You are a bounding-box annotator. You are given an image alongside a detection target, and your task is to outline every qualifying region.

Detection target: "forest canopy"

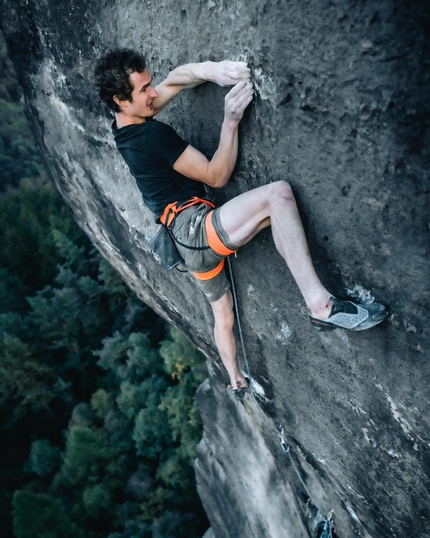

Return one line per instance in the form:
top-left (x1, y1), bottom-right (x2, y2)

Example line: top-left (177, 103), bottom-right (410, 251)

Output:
top-left (0, 31), bottom-right (208, 538)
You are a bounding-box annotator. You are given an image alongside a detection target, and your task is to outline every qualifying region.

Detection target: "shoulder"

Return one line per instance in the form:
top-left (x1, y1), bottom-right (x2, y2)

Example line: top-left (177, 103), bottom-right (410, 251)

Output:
top-left (147, 119), bottom-right (178, 135)
top-left (146, 120), bottom-right (186, 146)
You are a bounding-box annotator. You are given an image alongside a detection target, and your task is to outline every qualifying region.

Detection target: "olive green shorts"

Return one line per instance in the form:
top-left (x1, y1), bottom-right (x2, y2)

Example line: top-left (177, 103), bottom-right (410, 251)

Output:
top-left (171, 203), bottom-right (239, 302)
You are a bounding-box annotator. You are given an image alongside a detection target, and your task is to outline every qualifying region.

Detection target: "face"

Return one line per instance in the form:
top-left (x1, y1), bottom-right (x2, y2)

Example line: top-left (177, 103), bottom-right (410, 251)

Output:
top-left (117, 69), bottom-right (159, 122)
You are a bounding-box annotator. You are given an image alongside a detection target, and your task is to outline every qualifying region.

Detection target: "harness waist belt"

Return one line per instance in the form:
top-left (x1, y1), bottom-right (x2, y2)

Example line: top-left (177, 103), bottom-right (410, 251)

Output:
top-left (159, 196), bottom-right (215, 227)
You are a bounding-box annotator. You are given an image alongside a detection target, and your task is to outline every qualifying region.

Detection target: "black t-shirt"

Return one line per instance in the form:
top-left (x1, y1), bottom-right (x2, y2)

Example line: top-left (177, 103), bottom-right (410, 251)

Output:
top-left (112, 118), bottom-right (205, 220)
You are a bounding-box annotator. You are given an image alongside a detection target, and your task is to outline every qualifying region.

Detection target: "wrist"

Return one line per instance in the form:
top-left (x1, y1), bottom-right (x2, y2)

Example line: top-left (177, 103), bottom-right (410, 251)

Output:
top-left (203, 61), bottom-right (216, 83)
top-left (222, 117), bottom-right (240, 132)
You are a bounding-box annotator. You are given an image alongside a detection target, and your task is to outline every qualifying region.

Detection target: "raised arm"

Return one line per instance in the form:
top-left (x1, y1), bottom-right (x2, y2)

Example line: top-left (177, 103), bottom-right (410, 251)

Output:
top-left (153, 61), bottom-right (251, 114)
top-left (172, 81), bottom-right (254, 188)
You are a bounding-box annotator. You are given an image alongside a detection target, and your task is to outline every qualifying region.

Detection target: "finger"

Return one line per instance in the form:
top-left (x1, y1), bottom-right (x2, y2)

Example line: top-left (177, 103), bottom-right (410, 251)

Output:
top-left (221, 71), bottom-right (250, 86)
top-left (235, 94), bottom-right (253, 114)
top-left (226, 81), bottom-right (253, 99)
top-left (225, 81), bottom-right (248, 99)
top-left (232, 89), bottom-right (253, 108)
top-left (227, 86), bottom-right (253, 108)
top-left (224, 61), bottom-right (248, 69)
top-left (228, 63), bottom-right (250, 73)
top-left (230, 90), bottom-right (254, 113)
top-left (230, 73), bottom-right (251, 84)
top-left (228, 67), bottom-right (251, 82)
top-left (224, 62), bottom-right (250, 78)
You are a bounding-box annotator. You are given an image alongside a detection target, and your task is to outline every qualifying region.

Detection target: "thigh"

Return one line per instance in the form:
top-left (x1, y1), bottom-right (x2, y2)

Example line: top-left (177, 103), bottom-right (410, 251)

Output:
top-left (218, 184), bottom-right (272, 246)
top-left (195, 267), bottom-right (231, 303)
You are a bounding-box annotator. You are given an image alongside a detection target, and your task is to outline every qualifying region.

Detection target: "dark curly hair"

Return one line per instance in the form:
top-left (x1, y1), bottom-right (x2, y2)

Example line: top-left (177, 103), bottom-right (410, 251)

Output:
top-left (94, 49), bottom-right (147, 113)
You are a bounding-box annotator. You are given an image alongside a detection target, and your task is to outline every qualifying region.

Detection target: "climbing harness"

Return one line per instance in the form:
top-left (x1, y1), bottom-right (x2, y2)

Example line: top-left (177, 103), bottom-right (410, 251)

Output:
top-left (193, 258), bottom-right (226, 281)
top-left (149, 196), bottom-right (215, 272)
top-left (158, 197), bottom-right (236, 280)
top-left (228, 255), bottom-right (336, 536)
top-left (159, 196), bottom-right (215, 228)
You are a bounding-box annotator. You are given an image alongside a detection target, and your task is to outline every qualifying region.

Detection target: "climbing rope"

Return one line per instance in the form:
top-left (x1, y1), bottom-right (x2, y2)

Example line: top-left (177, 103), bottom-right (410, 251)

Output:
top-left (227, 256), bottom-right (253, 394)
top-left (278, 428), bottom-right (335, 537)
top-left (278, 425), bottom-right (314, 496)
top-left (227, 255), bottom-right (336, 537)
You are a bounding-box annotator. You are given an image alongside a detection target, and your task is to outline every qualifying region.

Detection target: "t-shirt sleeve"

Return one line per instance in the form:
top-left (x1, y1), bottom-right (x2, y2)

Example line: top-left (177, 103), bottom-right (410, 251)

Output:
top-left (149, 121), bottom-right (188, 168)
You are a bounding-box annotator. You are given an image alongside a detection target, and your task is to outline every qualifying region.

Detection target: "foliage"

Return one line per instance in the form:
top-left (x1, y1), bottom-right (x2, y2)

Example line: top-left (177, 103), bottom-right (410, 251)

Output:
top-left (26, 440), bottom-right (61, 478)
top-left (0, 176), bottom-right (208, 537)
top-left (0, 177), bottom-right (85, 291)
top-left (0, 33), bottom-right (208, 535)
top-left (12, 490), bottom-right (88, 538)
top-left (0, 32), bottom-right (44, 189)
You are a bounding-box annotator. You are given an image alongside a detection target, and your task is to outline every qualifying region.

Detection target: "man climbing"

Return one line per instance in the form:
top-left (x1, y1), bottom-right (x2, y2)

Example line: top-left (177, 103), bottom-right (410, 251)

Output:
top-left (94, 49), bottom-right (387, 398)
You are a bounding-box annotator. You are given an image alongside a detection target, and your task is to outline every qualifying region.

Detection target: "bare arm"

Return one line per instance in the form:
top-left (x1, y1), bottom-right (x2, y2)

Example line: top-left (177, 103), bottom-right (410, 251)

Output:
top-left (173, 81), bottom-right (254, 188)
top-left (153, 61), bottom-right (251, 114)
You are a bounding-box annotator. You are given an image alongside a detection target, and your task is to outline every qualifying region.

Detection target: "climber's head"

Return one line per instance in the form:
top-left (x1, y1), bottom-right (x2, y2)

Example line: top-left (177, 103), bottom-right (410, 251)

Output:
top-left (94, 48), bottom-right (147, 113)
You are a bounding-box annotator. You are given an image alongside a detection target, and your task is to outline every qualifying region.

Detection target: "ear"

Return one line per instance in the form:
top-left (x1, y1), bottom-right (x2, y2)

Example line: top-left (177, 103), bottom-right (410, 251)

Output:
top-left (113, 95), bottom-right (127, 109)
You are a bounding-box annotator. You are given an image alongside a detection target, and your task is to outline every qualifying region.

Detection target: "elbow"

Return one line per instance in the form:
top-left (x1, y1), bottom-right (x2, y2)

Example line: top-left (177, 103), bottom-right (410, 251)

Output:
top-left (211, 178), bottom-right (229, 188)
top-left (217, 177), bottom-right (230, 188)
top-left (206, 173), bottom-right (230, 188)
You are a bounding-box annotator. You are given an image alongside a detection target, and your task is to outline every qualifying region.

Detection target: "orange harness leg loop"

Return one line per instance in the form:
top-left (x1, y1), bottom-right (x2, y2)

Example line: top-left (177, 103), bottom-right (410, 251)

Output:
top-left (205, 210), bottom-right (238, 256)
top-left (192, 258), bottom-right (225, 281)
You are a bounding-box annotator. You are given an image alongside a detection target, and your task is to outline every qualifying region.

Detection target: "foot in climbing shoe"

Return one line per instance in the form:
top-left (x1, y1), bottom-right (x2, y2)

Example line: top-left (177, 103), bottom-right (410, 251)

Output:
top-left (309, 297), bottom-right (388, 331)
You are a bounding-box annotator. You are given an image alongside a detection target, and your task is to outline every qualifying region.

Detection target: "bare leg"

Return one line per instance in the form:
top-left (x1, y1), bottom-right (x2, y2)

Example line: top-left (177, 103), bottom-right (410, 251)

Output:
top-left (210, 290), bottom-right (248, 389)
top-left (219, 181), bottom-right (332, 319)
top-left (208, 181), bottom-right (385, 380)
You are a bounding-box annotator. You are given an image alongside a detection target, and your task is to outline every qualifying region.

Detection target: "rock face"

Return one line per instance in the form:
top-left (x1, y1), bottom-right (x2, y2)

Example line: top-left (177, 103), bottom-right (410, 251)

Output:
top-left (1, 1), bottom-right (429, 536)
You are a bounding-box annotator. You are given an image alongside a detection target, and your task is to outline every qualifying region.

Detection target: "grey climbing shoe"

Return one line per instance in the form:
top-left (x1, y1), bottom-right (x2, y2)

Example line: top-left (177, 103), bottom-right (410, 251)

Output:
top-left (309, 297), bottom-right (388, 331)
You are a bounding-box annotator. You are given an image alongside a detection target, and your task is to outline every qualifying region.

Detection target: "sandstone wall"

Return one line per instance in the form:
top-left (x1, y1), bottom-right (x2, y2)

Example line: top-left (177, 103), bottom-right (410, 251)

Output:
top-left (1, 0), bottom-right (429, 536)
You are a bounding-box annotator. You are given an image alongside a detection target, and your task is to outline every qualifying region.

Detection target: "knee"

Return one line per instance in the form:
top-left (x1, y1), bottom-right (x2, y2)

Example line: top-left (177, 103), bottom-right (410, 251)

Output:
top-left (268, 180), bottom-right (295, 203)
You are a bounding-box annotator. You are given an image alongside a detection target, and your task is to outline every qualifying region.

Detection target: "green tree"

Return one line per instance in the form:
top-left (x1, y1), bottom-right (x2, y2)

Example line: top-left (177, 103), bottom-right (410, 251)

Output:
top-left (0, 38), bottom-right (209, 533)
top-left (26, 439), bottom-right (61, 478)
top-left (12, 491), bottom-right (87, 538)
top-left (62, 424), bottom-right (120, 486)
top-left (0, 32), bottom-right (43, 189)
top-left (0, 331), bottom-right (56, 420)
top-left (159, 329), bottom-right (207, 464)
top-left (0, 178), bottom-right (86, 291)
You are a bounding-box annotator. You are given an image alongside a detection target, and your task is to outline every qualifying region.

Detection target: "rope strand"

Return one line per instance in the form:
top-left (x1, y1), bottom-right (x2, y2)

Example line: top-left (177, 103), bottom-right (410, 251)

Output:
top-left (227, 256), bottom-right (253, 392)
top-left (227, 255), bottom-right (334, 535)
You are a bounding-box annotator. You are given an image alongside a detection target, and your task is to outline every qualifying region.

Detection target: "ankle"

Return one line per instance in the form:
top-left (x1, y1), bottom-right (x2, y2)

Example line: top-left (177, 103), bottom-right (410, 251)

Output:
top-left (309, 296), bottom-right (333, 319)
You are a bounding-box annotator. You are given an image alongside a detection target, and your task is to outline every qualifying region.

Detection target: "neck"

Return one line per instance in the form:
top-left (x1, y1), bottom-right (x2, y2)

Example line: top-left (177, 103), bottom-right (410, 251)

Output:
top-left (115, 112), bottom-right (146, 129)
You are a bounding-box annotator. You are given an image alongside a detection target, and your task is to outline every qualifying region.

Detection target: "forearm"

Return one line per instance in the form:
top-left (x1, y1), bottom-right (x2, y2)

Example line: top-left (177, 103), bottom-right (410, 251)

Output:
top-left (155, 61), bottom-right (250, 114)
top-left (163, 62), bottom-right (214, 90)
top-left (206, 120), bottom-right (239, 187)
top-left (172, 80), bottom-right (253, 186)
top-left (206, 80), bottom-right (253, 187)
